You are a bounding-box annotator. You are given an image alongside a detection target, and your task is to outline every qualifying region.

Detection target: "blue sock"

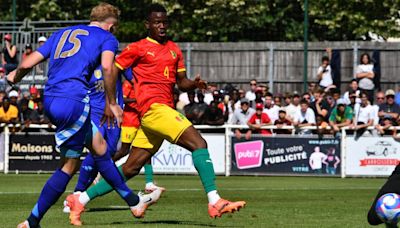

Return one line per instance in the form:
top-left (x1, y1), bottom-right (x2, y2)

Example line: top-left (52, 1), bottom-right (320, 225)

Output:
top-left (74, 153), bottom-right (98, 192)
top-left (93, 153), bottom-right (139, 207)
top-left (27, 169), bottom-right (71, 227)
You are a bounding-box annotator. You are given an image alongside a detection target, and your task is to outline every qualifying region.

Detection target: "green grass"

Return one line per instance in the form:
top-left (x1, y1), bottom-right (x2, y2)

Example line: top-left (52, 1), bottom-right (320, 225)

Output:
top-left (0, 174), bottom-right (387, 227)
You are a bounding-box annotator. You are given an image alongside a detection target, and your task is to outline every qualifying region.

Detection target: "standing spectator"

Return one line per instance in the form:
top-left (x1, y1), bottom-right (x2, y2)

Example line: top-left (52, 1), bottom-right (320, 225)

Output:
top-left (285, 93), bottom-right (300, 121)
top-left (227, 89), bottom-right (241, 123)
top-left (372, 91), bottom-right (387, 126)
top-left (329, 98), bottom-right (353, 136)
top-left (356, 53), bottom-right (375, 103)
top-left (263, 92), bottom-right (279, 123)
top-left (204, 83), bottom-right (217, 105)
top-left (283, 93), bottom-right (292, 107)
top-left (184, 90), bottom-right (198, 123)
top-left (250, 87), bottom-right (264, 109)
top-left (324, 148), bottom-right (340, 175)
top-left (325, 95), bottom-right (337, 120)
top-left (308, 82), bottom-right (317, 95)
top-left (245, 79), bottom-right (257, 101)
top-left (376, 89), bottom-right (400, 135)
top-left (28, 86), bottom-right (40, 110)
top-left (316, 56), bottom-right (333, 89)
top-left (8, 90), bottom-right (19, 107)
top-left (246, 103), bottom-right (272, 138)
top-left (22, 44), bottom-right (33, 61)
top-left (0, 67), bottom-right (7, 91)
top-left (273, 95), bottom-right (282, 107)
top-left (238, 89), bottom-right (245, 100)
top-left (38, 36), bottom-right (47, 46)
top-left (2, 34), bottom-right (18, 74)
top-left (302, 92), bottom-right (312, 104)
top-left (174, 89), bottom-right (185, 114)
top-left (309, 146), bottom-right (327, 174)
top-left (343, 79), bottom-right (360, 105)
top-left (310, 89), bottom-right (329, 121)
top-left (259, 84), bottom-right (268, 97)
top-left (316, 114), bottom-right (329, 135)
top-left (230, 98), bottom-right (255, 139)
top-left (0, 97), bottom-right (18, 124)
top-left (294, 99), bottom-right (316, 135)
top-left (203, 101), bottom-right (224, 125)
top-left (274, 109), bottom-right (292, 134)
top-left (19, 99), bottom-right (37, 126)
top-left (351, 92), bottom-right (375, 138)
top-left (35, 100), bottom-right (50, 125)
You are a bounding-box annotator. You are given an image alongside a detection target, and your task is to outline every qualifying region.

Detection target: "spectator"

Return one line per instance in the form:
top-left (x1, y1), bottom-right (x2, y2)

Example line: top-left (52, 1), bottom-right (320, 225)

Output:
top-left (343, 79), bottom-right (360, 105)
top-left (38, 36), bottom-right (47, 46)
top-left (184, 90), bottom-right (198, 123)
top-left (0, 91), bottom-right (6, 104)
top-left (372, 91), bottom-right (386, 126)
top-left (0, 97), bottom-right (18, 124)
top-left (35, 100), bottom-right (50, 124)
top-left (250, 87), bottom-right (264, 109)
top-left (376, 89), bottom-right (400, 135)
top-left (285, 93), bottom-right (300, 121)
top-left (329, 98), bottom-right (353, 136)
top-left (259, 84), bottom-right (268, 97)
top-left (2, 34), bottom-right (18, 74)
top-left (263, 92), bottom-right (279, 123)
top-left (8, 90), bottom-right (19, 107)
top-left (310, 89), bottom-right (329, 121)
top-left (302, 92), bottom-right (312, 104)
top-left (0, 67), bottom-right (6, 91)
top-left (356, 53), bottom-right (375, 103)
top-left (19, 99), bottom-right (37, 126)
top-left (246, 103), bottom-right (272, 138)
top-left (28, 86), bottom-right (40, 110)
top-left (294, 99), bottom-right (316, 135)
top-left (204, 83), bottom-right (217, 105)
top-left (238, 89), bottom-right (245, 99)
top-left (231, 98), bottom-right (255, 139)
top-left (22, 44), bottom-right (33, 61)
top-left (396, 85), bottom-right (400, 106)
top-left (273, 95), bottom-right (282, 107)
top-left (283, 93), bottom-right (292, 107)
top-left (227, 89), bottom-right (241, 122)
top-left (331, 89), bottom-right (341, 102)
top-left (274, 109), bottom-right (292, 134)
top-left (348, 92), bottom-right (360, 112)
top-left (316, 56), bottom-right (333, 89)
top-left (203, 101), bottom-right (224, 125)
top-left (351, 92), bottom-right (375, 138)
top-left (325, 95), bottom-right (336, 120)
top-left (308, 82), bottom-right (317, 96)
top-left (245, 79), bottom-right (257, 101)
top-left (316, 114), bottom-right (329, 135)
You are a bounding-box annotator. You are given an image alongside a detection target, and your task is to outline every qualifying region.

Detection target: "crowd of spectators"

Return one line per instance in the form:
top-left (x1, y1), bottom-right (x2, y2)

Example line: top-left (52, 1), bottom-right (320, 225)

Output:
top-left (176, 76), bottom-right (400, 138)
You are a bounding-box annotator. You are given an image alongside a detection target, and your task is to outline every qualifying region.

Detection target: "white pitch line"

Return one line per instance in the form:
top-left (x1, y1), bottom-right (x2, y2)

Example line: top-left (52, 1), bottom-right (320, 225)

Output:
top-left (0, 186), bottom-right (379, 194)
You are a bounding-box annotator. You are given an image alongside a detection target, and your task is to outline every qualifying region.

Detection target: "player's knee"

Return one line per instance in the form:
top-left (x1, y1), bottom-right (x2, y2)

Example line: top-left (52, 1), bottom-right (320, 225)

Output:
top-left (61, 158), bottom-right (80, 175)
top-left (92, 136), bottom-right (107, 156)
top-left (122, 164), bottom-right (140, 178)
top-left (192, 137), bottom-right (207, 151)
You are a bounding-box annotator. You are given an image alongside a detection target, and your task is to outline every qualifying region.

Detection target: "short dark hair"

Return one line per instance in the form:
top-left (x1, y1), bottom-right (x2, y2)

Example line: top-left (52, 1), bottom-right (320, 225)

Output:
top-left (300, 99), bottom-right (309, 105)
top-left (351, 79), bottom-right (358, 83)
top-left (265, 92), bottom-right (273, 98)
top-left (322, 56), bottom-right (329, 62)
top-left (146, 3), bottom-right (167, 20)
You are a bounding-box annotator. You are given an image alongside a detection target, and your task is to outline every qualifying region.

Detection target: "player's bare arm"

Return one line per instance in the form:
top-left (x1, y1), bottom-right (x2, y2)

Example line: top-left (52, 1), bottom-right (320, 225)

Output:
top-left (103, 54), bottom-right (123, 126)
top-left (7, 51), bottom-right (44, 84)
top-left (176, 72), bottom-right (207, 92)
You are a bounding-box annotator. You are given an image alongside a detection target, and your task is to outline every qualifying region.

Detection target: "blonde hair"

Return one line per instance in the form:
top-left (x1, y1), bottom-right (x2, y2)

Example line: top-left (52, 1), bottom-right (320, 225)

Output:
top-left (90, 3), bottom-right (120, 22)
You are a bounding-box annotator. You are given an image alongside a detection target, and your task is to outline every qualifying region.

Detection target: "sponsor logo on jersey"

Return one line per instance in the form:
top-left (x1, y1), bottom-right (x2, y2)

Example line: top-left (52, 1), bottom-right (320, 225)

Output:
top-left (147, 51), bottom-right (155, 57)
top-left (94, 69), bottom-right (102, 79)
top-left (170, 50), bottom-right (177, 59)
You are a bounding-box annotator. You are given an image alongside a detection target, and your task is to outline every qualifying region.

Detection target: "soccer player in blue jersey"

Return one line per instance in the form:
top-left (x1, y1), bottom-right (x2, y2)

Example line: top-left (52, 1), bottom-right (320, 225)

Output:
top-left (8, 3), bottom-right (161, 228)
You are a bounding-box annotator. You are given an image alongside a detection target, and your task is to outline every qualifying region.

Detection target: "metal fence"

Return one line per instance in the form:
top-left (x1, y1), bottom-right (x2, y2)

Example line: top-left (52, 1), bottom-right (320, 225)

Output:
top-left (1, 20), bottom-right (400, 93)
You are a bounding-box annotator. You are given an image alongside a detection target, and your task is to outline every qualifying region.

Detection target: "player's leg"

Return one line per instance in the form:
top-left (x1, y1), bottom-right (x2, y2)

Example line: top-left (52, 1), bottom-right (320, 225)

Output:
top-left (367, 165), bottom-right (400, 226)
top-left (140, 103), bottom-right (245, 218)
top-left (18, 97), bottom-right (88, 228)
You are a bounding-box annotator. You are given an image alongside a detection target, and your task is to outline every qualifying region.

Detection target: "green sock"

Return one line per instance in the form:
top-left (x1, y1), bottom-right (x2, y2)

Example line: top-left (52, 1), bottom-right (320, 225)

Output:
top-left (144, 164), bottom-right (154, 184)
top-left (87, 165), bottom-right (127, 200)
top-left (192, 148), bottom-right (217, 193)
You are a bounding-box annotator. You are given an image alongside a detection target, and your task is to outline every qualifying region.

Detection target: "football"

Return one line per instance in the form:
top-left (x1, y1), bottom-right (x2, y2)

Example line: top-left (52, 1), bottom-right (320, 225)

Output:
top-left (376, 193), bottom-right (400, 224)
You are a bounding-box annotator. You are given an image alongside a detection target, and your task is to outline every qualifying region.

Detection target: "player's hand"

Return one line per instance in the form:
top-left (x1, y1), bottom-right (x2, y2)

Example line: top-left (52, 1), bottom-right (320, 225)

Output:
top-left (109, 103), bottom-right (123, 128)
top-left (194, 74), bottom-right (207, 90)
top-left (101, 103), bottom-right (116, 129)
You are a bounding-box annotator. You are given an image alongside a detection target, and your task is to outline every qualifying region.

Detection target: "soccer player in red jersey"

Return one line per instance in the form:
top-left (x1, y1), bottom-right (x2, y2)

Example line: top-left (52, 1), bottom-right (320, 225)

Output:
top-left (70, 4), bottom-right (246, 221)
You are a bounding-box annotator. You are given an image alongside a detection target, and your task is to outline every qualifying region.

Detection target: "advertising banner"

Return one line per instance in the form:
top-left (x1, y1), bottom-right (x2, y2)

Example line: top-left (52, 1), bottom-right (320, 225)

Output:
top-left (151, 134), bottom-right (225, 174)
top-left (345, 136), bottom-right (400, 176)
top-left (231, 136), bottom-right (341, 176)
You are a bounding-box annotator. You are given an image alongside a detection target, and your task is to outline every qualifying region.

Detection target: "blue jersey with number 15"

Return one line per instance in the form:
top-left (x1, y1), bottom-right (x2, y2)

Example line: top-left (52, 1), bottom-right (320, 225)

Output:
top-left (37, 25), bottom-right (118, 101)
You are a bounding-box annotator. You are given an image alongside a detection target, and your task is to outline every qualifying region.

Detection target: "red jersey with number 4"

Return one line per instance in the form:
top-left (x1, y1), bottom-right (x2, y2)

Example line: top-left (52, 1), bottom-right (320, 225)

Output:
top-left (115, 37), bottom-right (186, 116)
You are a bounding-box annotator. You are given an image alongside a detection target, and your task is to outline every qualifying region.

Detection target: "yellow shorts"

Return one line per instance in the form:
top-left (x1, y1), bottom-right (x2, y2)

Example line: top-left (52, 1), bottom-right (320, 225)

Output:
top-left (120, 126), bottom-right (139, 144)
top-left (132, 103), bottom-right (192, 153)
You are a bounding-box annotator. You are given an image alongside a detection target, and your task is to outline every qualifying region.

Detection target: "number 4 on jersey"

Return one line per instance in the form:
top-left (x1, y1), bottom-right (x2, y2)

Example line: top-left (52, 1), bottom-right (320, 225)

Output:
top-left (164, 66), bottom-right (169, 79)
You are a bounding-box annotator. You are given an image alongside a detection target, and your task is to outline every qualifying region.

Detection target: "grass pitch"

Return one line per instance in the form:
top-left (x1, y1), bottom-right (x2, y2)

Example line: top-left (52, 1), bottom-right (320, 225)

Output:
top-left (0, 174), bottom-right (386, 227)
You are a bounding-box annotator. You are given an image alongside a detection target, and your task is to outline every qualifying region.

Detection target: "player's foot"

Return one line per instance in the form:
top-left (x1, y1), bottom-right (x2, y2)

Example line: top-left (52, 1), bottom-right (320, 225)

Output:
top-left (131, 188), bottom-right (163, 218)
top-left (17, 221), bottom-right (40, 228)
top-left (208, 198), bottom-right (246, 218)
top-left (67, 193), bottom-right (85, 226)
top-left (145, 183), bottom-right (166, 193)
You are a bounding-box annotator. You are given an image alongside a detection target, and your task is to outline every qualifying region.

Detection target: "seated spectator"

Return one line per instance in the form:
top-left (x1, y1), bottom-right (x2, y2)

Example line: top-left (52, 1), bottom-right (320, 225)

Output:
top-left (238, 89), bottom-right (246, 100)
top-left (8, 90), bottom-right (19, 107)
top-left (316, 55), bottom-right (333, 89)
top-left (250, 87), bottom-right (264, 109)
top-left (372, 91), bottom-right (385, 126)
top-left (302, 92), bottom-right (312, 104)
top-left (203, 101), bottom-right (224, 126)
top-left (351, 92), bottom-right (375, 138)
top-left (246, 103), bottom-right (272, 139)
top-left (230, 98), bottom-right (255, 139)
top-left (325, 95), bottom-right (337, 120)
top-left (0, 67), bottom-right (6, 91)
top-left (356, 53), bottom-right (375, 103)
top-left (283, 93), bottom-right (292, 107)
top-left (376, 89), bottom-right (400, 135)
top-left (308, 82), bottom-right (317, 96)
top-left (293, 99), bottom-right (316, 135)
top-left (329, 98), bottom-right (353, 136)
top-left (2, 34), bottom-right (18, 74)
top-left (263, 92), bottom-right (279, 123)
top-left (285, 93), bottom-right (300, 121)
top-left (274, 109), bottom-right (292, 134)
top-left (273, 95), bottom-right (282, 107)
top-left (245, 79), bottom-right (257, 101)
top-left (204, 83), bottom-right (217, 105)
top-left (343, 79), bottom-right (360, 105)
top-left (331, 89), bottom-right (341, 102)
top-left (22, 44), bottom-right (33, 61)
top-left (310, 89), bottom-right (329, 121)
top-left (259, 84), bottom-right (268, 97)
top-left (0, 97), bottom-right (19, 124)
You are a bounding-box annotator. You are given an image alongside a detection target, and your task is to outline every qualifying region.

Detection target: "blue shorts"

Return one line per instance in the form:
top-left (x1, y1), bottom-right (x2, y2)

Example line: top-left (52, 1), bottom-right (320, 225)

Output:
top-left (44, 96), bottom-right (91, 158)
top-left (90, 110), bottom-right (121, 157)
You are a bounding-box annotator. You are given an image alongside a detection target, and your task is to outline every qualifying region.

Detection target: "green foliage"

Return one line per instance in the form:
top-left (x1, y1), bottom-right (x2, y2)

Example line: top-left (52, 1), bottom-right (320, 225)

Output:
top-left (1, 0), bottom-right (400, 41)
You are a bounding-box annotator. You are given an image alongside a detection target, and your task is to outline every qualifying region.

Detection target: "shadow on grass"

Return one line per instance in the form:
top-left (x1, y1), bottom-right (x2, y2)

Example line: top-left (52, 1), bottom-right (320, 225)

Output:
top-left (112, 220), bottom-right (243, 227)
